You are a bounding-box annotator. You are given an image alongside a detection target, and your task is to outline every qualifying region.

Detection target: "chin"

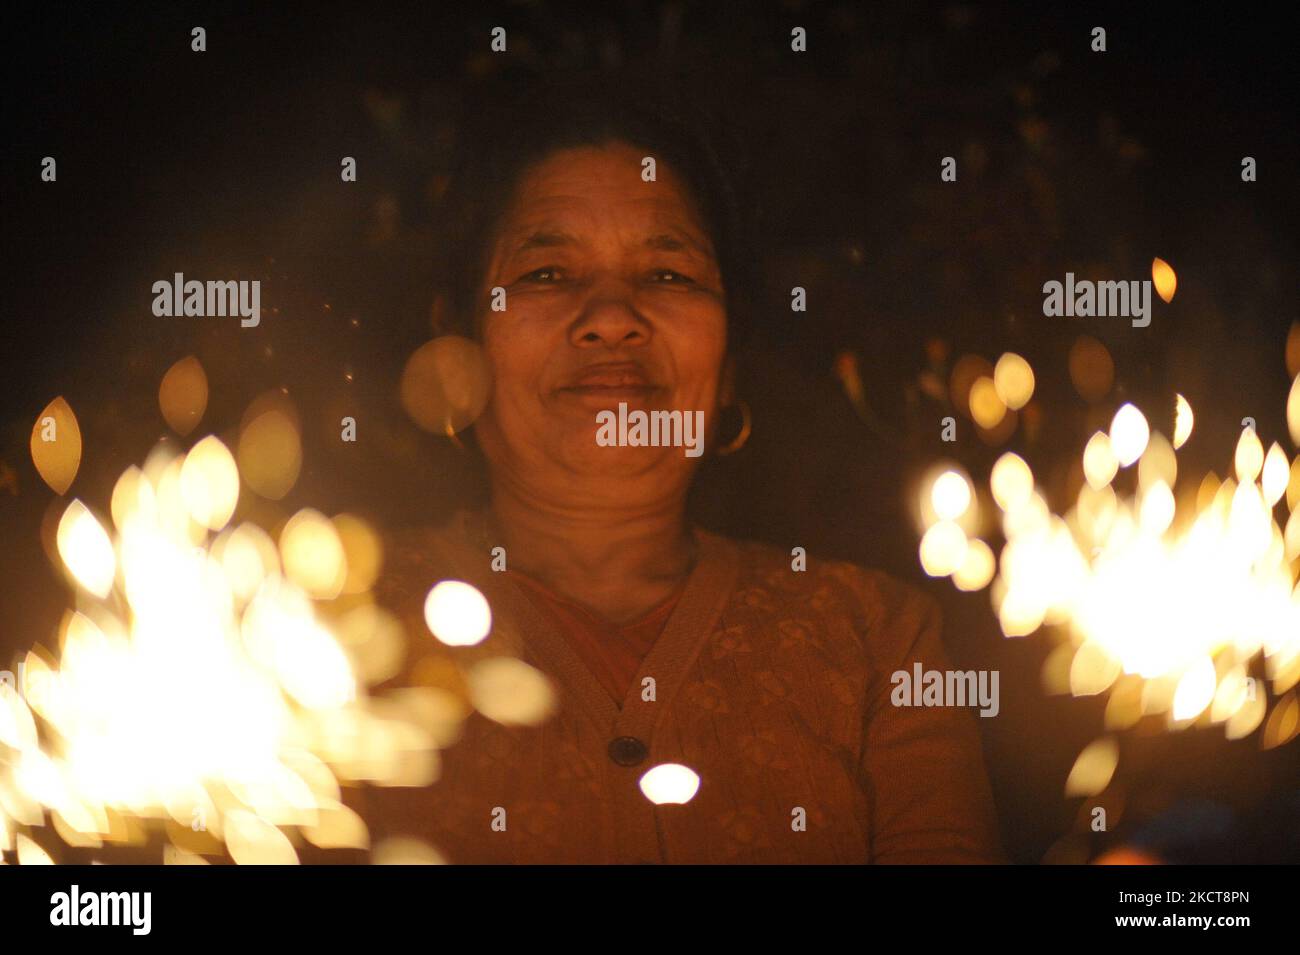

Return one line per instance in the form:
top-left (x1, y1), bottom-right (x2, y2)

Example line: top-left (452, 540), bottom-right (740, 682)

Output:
top-left (559, 437), bottom-right (686, 477)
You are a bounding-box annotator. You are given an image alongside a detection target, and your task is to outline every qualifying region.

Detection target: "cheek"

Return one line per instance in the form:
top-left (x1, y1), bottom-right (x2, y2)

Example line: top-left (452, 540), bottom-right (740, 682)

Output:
top-left (484, 313), bottom-right (540, 381)
top-left (663, 304), bottom-right (728, 394)
top-left (481, 314), bottom-right (557, 430)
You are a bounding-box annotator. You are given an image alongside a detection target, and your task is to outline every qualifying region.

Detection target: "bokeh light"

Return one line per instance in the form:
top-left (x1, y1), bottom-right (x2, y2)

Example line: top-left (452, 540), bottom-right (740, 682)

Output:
top-left (423, 580), bottom-right (492, 647)
top-left (1151, 257), bottom-right (1177, 303)
top-left (638, 763), bottom-right (701, 805)
top-left (1108, 404), bottom-right (1150, 468)
top-left (993, 352), bottom-right (1035, 410)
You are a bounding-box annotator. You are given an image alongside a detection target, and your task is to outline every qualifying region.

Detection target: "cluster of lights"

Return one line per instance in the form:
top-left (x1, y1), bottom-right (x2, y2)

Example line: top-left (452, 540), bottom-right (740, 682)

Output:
top-left (918, 344), bottom-right (1300, 792)
top-left (3, 355), bottom-right (701, 865)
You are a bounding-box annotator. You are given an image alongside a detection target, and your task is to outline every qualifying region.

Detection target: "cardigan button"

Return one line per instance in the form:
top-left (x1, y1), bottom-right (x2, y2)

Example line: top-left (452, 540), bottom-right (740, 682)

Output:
top-left (607, 736), bottom-right (649, 767)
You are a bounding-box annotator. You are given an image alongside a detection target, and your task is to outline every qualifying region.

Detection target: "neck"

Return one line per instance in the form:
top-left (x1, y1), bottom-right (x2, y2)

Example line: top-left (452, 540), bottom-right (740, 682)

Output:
top-left (484, 476), bottom-right (697, 600)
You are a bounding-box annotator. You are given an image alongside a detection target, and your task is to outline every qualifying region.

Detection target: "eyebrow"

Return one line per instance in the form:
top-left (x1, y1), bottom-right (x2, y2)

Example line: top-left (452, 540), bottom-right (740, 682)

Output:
top-left (512, 230), bottom-right (577, 254)
top-left (645, 233), bottom-right (694, 253)
top-left (508, 228), bottom-right (713, 258)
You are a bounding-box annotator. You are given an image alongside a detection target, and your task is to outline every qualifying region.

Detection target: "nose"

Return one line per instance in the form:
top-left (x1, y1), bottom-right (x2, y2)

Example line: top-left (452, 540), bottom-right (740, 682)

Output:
top-left (569, 274), bottom-right (650, 349)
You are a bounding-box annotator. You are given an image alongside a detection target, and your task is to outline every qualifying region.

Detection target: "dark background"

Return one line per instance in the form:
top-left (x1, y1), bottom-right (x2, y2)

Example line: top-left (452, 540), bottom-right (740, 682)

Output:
top-left (3, 1), bottom-right (1298, 862)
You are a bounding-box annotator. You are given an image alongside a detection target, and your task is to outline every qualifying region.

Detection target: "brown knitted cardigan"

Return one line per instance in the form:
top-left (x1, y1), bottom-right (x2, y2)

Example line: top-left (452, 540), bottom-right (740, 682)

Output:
top-left (353, 510), bottom-right (1004, 864)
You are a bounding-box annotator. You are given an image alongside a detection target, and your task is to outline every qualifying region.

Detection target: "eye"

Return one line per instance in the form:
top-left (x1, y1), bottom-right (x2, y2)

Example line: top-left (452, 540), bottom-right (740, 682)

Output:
top-left (520, 266), bottom-right (564, 283)
top-left (650, 269), bottom-right (696, 285)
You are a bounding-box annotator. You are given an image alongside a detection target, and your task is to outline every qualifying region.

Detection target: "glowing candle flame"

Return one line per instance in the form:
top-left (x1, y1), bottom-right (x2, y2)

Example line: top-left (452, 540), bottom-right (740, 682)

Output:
top-left (991, 453), bottom-right (1034, 511)
top-left (30, 397), bottom-right (82, 496)
top-left (993, 352), bottom-right (1035, 410)
top-left (56, 500), bottom-right (116, 598)
top-left (2, 416), bottom-right (542, 865)
top-left (1234, 427), bottom-right (1264, 484)
top-left (1109, 404), bottom-right (1150, 468)
top-left (1262, 443), bottom-right (1289, 506)
top-left (953, 539), bottom-right (996, 592)
top-left (179, 436), bottom-right (240, 532)
top-left (1083, 432), bottom-right (1119, 489)
top-left (1173, 393), bottom-right (1194, 449)
top-left (969, 376), bottom-right (1007, 429)
top-left (279, 509), bottom-right (348, 600)
top-left (1151, 257), bottom-right (1177, 303)
top-left (919, 521), bottom-right (968, 577)
top-left (931, 470), bottom-right (973, 521)
top-left (1288, 374), bottom-right (1300, 447)
top-left (917, 344), bottom-right (1300, 768)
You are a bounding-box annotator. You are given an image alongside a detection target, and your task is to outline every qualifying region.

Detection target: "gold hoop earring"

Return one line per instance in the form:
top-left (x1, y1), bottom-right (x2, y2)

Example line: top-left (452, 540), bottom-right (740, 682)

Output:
top-left (445, 418), bottom-right (467, 451)
top-left (715, 400), bottom-right (752, 456)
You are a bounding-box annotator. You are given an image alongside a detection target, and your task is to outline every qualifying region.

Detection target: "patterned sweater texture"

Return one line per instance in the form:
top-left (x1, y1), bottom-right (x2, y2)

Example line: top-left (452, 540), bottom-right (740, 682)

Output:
top-left (354, 510), bottom-right (1004, 864)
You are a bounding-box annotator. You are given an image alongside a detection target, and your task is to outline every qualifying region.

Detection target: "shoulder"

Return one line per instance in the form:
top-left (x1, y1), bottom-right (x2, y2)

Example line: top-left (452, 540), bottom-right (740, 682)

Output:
top-left (373, 516), bottom-right (471, 606)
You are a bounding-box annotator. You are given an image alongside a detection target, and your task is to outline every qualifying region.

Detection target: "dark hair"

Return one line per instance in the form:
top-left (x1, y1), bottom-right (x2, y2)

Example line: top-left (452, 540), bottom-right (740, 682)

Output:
top-left (432, 70), bottom-right (756, 352)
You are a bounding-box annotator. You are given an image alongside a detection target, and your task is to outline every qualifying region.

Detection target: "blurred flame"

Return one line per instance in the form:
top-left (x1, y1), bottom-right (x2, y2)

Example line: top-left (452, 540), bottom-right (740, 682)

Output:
top-left (5, 389), bottom-right (552, 863)
top-left (1151, 257), bottom-right (1177, 303)
top-left (56, 500), bottom-right (116, 598)
top-left (991, 453), bottom-right (1034, 511)
top-left (466, 658), bottom-right (556, 726)
top-left (225, 809), bottom-right (299, 865)
top-left (1288, 374), bottom-right (1300, 447)
top-left (1173, 394), bottom-right (1194, 449)
top-left (1261, 443), bottom-right (1288, 506)
top-left (279, 509), bottom-right (348, 600)
top-left (994, 352), bottom-right (1035, 410)
top-left (158, 356), bottom-right (208, 437)
top-left (301, 801), bottom-right (371, 851)
top-left (1171, 656), bottom-right (1216, 721)
top-left (1065, 738), bottom-right (1118, 797)
top-left (919, 521), bottom-right (968, 577)
top-left (372, 836), bottom-right (446, 864)
top-left (969, 377), bottom-right (1006, 429)
top-left (30, 397), bottom-right (81, 495)
top-left (237, 396), bottom-right (302, 501)
top-left (953, 538), bottom-right (996, 592)
top-left (1083, 432), bottom-right (1118, 490)
top-left (950, 355), bottom-right (993, 419)
top-left (1234, 427), bottom-right (1264, 484)
top-left (931, 470), bottom-right (972, 521)
top-left (1109, 404), bottom-right (1150, 468)
top-left (334, 514), bottom-right (383, 594)
top-left (16, 833), bottom-right (54, 865)
top-left (179, 436), bottom-right (240, 532)
top-left (918, 354), bottom-right (1300, 766)
top-left (1261, 693), bottom-right (1299, 749)
top-left (1138, 432), bottom-right (1177, 492)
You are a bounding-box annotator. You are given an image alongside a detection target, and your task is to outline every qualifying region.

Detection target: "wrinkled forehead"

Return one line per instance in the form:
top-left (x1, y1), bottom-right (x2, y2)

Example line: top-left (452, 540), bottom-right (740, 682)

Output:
top-left (490, 143), bottom-right (717, 258)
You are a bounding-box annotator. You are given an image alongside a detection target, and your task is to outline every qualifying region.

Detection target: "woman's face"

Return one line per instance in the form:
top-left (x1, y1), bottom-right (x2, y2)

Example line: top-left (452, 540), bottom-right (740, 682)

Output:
top-left (473, 141), bottom-right (729, 496)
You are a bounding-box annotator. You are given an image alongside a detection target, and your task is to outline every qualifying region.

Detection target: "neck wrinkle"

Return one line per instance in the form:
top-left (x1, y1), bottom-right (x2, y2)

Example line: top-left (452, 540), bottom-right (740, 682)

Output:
top-left (484, 478), bottom-right (697, 587)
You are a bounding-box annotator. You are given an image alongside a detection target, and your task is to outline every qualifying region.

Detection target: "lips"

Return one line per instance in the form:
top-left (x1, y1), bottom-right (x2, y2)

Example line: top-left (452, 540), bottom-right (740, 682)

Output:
top-left (557, 362), bottom-right (659, 394)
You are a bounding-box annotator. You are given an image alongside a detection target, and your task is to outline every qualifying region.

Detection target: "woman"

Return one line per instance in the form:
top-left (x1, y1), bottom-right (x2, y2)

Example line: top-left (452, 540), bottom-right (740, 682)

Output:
top-left (363, 77), bottom-right (1003, 864)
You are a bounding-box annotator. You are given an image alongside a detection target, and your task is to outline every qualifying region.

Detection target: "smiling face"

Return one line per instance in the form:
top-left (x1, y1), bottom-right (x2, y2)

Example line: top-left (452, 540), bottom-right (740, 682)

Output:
top-left (473, 141), bottom-right (730, 501)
